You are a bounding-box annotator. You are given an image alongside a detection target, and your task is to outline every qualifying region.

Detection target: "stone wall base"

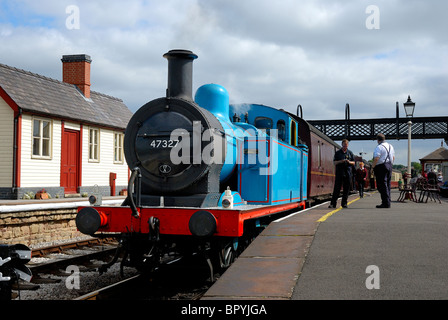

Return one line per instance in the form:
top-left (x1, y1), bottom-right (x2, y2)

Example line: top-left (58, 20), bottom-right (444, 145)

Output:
top-left (0, 208), bottom-right (84, 248)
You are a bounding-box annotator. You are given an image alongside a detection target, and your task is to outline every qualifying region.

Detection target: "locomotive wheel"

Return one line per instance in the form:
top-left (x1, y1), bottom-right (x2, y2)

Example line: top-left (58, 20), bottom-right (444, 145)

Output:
top-left (215, 239), bottom-right (238, 269)
top-left (219, 245), bottom-right (236, 269)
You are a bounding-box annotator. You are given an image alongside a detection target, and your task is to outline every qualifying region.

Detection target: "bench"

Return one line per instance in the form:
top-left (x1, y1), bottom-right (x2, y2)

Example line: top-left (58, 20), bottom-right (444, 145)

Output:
top-left (397, 179), bottom-right (418, 202)
top-left (418, 178), bottom-right (441, 204)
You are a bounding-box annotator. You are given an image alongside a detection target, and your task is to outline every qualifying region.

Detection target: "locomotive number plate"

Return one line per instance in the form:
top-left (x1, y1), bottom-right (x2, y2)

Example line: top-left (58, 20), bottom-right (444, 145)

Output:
top-left (149, 139), bottom-right (179, 148)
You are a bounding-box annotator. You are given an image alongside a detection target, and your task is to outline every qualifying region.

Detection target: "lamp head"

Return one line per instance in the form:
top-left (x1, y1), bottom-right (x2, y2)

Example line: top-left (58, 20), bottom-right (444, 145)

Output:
top-left (403, 95), bottom-right (415, 118)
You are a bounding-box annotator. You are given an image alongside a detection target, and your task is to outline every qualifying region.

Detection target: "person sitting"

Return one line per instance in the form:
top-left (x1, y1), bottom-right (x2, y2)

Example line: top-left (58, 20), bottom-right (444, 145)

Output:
top-left (427, 169), bottom-right (437, 185)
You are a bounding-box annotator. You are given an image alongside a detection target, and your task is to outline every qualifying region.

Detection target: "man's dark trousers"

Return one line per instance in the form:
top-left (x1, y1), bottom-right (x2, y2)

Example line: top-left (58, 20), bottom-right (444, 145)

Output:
top-left (374, 162), bottom-right (392, 207)
top-left (331, 174), bottom-right (351, 207)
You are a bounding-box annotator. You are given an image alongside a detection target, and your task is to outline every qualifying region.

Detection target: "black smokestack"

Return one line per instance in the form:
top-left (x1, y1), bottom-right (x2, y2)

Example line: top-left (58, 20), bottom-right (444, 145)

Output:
top-left (163, 49), bottom-right (198, 101)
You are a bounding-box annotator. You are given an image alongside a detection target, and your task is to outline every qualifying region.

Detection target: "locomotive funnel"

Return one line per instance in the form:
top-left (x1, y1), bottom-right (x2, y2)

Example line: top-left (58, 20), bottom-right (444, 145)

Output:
top-left (163, 49), bottom-right (198, 101)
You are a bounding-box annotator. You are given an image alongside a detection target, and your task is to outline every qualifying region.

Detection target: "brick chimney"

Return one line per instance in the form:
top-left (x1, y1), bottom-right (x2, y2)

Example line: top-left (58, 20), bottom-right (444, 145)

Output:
top-left (61, 54), bottom-right (92, 98)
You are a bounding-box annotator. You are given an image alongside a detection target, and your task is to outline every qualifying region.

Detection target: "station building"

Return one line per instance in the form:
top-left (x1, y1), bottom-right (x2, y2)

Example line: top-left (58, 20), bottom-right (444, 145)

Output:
top-left (419, 144), bottom-right (448, 181)
top-left (0, 54), bottom-right (133, 199)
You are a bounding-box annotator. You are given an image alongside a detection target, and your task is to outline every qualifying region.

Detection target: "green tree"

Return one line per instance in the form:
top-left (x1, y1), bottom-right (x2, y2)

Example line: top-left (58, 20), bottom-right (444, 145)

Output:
top-left (412, 162), bottom-right (422, 173)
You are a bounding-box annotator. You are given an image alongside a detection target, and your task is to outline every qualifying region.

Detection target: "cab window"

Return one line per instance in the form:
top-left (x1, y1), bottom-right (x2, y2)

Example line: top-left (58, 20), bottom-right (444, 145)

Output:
top-left (277, 120), bottom-right (286, 141)
top-left (254, 117), bottom-right (273, 135)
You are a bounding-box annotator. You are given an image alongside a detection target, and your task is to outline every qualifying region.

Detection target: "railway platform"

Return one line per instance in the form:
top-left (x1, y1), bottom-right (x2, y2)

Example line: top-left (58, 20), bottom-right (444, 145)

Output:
top-left (0, 196), bottom-right (125, 210)
top-left (0, 196), bottom-right (126, 247)
top-left (203, 189), bottom-right (448, 300)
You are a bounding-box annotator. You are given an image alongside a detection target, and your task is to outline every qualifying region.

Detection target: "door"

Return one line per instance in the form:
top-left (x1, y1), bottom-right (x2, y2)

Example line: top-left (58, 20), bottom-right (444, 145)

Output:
top-left (61, 129), bottom-right (80, 193)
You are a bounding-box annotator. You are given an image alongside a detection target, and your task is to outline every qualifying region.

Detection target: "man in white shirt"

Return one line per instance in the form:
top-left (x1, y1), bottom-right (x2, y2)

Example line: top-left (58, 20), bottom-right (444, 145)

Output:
top-left (372, 133), bottom-right (395, 208)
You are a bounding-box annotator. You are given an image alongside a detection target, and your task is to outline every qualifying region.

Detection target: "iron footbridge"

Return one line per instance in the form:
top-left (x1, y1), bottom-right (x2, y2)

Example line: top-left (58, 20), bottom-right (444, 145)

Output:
top-left (302, 103), bottom-right (448, 142)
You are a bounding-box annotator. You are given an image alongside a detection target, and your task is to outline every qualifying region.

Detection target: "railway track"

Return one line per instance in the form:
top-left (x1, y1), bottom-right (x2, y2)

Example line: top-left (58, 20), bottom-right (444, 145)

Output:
top-left (76, 254), bottom-right (218, 300)
top-left (12, 237), bottom-right (139, 300)
top-left (14, 238), bottom-right (215, 300)
top-left (31, 237), bottom-right (117, 258)
top-left (76, 274), bottom-right (141, 300)
top-left (27, 238), bottom-right (119, 277)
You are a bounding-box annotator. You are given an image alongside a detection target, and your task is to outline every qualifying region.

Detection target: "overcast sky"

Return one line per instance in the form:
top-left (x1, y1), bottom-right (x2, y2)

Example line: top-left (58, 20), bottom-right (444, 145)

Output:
top-left (1, 0), bottom-right (447, 167)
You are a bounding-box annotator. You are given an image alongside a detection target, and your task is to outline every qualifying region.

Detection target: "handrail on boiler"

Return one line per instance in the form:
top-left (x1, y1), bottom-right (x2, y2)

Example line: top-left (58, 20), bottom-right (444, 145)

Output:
top-left (127, 167), bottom-right (142, 218)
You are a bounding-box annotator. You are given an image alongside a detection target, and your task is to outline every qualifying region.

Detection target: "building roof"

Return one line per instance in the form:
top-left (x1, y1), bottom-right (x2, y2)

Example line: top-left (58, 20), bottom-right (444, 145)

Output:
top-left (419, 147), bottom-right (448, 161)
top-left (0, 62), bottom-right (133, 130)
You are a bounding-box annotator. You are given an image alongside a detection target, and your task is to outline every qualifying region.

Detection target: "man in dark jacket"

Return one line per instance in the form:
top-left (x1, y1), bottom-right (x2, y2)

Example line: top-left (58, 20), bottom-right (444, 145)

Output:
top-left (329, 139), bottom-right (355, 208)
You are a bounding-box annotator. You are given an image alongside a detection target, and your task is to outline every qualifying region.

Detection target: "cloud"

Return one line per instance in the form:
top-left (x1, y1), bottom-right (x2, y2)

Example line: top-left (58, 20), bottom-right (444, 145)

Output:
top-left (1, 0), bottom-right (447, 164)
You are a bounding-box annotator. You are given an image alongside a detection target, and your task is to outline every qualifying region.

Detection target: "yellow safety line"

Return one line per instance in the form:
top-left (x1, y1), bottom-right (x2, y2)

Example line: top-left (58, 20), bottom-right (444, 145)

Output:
top-left (317, 197), bottom-right (361, 222)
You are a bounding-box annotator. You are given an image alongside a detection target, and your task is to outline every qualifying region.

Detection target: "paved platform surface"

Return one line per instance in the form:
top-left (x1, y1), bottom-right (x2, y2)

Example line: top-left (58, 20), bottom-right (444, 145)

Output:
top-left (203, 190), bottom-right (448, 300)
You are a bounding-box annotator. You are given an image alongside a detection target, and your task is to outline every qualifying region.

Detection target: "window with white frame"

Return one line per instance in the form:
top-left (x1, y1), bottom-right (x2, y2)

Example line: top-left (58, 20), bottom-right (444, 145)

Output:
top-left (114, 132), bottom-right (124, 163)
top-left (32, 118), bottom-right (52, 158)
top-left (89, 128), bottom-right (100, 162)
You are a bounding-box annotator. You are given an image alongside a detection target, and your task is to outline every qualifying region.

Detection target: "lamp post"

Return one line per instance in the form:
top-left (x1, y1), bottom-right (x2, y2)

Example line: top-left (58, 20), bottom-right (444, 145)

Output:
top-left (403, 95), bottom-right (415, 186)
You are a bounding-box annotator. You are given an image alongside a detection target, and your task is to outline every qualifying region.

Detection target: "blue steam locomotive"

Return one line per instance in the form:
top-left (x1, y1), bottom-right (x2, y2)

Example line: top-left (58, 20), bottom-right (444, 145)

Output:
top-left (76, 49), bottom-right (337, 274)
